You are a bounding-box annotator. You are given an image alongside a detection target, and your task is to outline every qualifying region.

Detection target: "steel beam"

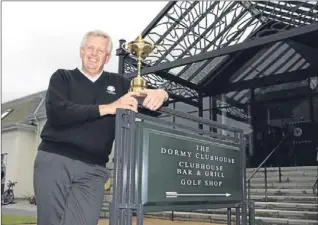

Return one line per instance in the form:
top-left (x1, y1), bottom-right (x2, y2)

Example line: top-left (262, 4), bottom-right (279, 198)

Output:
top-left (124, 23), bottom-right (318, 78)
top-left (209, 66), bottom-right (318, 95)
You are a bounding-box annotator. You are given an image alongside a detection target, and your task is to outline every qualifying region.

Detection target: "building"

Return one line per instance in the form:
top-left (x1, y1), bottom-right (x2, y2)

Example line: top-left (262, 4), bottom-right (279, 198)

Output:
top-left (1, 90), bottom-right (116, 198)
top-left (1, 91), bottom-right (46, 198)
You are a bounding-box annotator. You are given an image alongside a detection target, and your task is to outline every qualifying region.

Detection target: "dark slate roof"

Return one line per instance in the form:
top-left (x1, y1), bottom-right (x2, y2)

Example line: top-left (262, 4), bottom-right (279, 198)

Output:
top-left (1, 91), bottom-right (46, 128)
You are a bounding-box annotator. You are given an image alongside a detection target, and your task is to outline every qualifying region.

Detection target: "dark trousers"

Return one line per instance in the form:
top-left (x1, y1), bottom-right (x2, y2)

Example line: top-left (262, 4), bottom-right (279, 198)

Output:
top-left (33, 150), bottom-right (109, 225)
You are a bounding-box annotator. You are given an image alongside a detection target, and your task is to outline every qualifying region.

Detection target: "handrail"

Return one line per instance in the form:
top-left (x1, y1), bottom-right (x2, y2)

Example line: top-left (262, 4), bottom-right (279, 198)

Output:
top-left (313, 177), bottom-right (318, 195)
top-left (247, 134), bottom-right (288, 182)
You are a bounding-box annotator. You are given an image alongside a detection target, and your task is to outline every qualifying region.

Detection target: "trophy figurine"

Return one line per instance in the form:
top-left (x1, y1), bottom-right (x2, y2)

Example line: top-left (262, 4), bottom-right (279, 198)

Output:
top-left (122, 33), bottom-right (156, 102)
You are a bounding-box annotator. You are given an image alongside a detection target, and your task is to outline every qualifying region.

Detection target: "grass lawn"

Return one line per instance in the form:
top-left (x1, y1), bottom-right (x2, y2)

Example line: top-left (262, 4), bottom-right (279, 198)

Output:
top-left (2, 214), bottom-right (37, 225)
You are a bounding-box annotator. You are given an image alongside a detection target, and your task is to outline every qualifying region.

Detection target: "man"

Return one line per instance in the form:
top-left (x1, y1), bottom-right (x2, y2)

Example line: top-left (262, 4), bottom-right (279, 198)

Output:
top-left (33, 30), bottom-right (168, 225)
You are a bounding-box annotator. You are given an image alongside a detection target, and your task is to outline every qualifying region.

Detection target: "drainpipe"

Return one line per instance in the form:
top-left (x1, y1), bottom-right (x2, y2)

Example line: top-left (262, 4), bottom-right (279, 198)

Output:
top-left (30, 97), bottom-right (45, 156)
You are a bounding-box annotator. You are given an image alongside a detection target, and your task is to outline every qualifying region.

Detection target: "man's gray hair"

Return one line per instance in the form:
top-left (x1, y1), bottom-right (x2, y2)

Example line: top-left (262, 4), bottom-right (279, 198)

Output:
top-left (80, 30), bottom-right (113, 55)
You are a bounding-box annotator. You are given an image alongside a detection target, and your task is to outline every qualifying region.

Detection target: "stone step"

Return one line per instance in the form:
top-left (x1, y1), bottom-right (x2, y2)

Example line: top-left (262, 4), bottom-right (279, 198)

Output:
top-left (251, 195), bottom-right (318, 203)
top-left (251, 182), bottom-right (314, 189)
top-left (253, 216), bottom-right (318, 225)
top-left (255, 209), bottom-right (318, 220)
top-left (249, 188), bottom-right (314, 196)
top-left (250, 176), bottom-right (317, 183)
top-left (205, 208), bottom-right (317, 220)
top-left (103, 194), bottom-right (112, 203)
top-left (145, 211), bottom-right (318, 225)
top-left (100, 201), bottom-right (318, 213)
top-left (255, 201), bottom-right (318, 212)
top-left (102, 203), bottom-right (110, 211)
top-left (100, 201), bottom-right (318, 216)
top-left (100, 203), bottom-right (110, 218)
top-left (247, 170), bottom-right (317, 178)
top-left (246, 166), bottom-right (317, 172)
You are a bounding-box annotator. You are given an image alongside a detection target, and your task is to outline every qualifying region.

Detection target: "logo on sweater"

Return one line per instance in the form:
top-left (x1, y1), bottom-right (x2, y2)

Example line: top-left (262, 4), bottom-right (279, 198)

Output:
top-left (106, 86), bottom-right (116, 95)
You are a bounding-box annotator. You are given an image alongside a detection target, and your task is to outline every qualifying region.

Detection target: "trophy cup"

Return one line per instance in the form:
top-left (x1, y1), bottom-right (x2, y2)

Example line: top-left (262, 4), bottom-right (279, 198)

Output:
top-left (122, 33), bottom-right (156, 103)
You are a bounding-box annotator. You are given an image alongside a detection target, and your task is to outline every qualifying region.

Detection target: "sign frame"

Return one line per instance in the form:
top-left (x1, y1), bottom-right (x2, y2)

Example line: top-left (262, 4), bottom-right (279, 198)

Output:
top-left (110, 108), bottom-right (249, 225)
top-left (135, 121), bottom-right (243, 212)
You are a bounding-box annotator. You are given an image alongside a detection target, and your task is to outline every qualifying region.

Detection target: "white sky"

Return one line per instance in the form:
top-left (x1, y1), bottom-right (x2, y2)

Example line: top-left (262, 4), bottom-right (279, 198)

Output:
top-left (2, 1), bottom-right (168, 103)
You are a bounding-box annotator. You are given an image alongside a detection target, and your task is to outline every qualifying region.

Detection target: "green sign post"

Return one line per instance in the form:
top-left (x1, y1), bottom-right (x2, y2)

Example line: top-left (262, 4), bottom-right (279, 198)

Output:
top-left (110, 108), bottom-right (250, 225)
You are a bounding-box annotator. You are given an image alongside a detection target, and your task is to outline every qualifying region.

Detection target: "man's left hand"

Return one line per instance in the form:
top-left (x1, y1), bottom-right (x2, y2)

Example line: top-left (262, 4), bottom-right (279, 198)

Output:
top-left (139, 89), bottom-right (168, 111)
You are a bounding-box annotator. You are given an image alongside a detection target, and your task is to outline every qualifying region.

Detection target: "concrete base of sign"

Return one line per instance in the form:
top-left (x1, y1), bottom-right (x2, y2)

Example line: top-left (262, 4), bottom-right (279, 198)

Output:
top-left (98, 217), bottom-right (222, 225)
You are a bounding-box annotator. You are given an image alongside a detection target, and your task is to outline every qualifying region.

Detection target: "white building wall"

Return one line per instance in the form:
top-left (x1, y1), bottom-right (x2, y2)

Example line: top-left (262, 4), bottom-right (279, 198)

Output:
top-left (1, 129), bottom-right (37, 198)
top-left (14, 130), bottom-right (37, 198)
top-left (2, 131), bottom-right (19, 183)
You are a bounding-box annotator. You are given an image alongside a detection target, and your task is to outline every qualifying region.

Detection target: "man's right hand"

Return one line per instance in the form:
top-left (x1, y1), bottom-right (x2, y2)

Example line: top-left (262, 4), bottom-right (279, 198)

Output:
top-left (98, 92), bottom-right (140, 116)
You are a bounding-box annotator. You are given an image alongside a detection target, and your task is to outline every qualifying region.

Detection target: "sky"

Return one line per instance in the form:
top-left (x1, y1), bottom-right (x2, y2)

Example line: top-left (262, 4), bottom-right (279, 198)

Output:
top-left (2, 1), bottom-right (168, 103)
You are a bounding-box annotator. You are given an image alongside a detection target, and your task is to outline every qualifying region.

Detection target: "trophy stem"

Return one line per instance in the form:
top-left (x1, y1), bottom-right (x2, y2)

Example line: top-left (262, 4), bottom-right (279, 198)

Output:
top-left (137, 51), bottom-right (142, 78)
top-left (137, 33), bottom-right (142, 78)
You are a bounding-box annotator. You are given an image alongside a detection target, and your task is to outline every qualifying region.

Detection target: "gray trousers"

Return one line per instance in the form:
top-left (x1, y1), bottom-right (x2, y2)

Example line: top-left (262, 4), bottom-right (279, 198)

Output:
top-left (33, 150), bottom-right (109, 225)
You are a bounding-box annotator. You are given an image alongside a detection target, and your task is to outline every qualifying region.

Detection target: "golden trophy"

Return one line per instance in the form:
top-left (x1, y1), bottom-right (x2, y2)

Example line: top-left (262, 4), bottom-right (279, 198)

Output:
top-left (122, 33), bottom-right (156, 102)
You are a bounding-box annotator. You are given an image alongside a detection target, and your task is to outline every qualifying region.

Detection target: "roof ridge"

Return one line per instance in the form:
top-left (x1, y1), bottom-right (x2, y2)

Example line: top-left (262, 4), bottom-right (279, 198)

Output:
top-left (2, 89), bottom-right (47, 106)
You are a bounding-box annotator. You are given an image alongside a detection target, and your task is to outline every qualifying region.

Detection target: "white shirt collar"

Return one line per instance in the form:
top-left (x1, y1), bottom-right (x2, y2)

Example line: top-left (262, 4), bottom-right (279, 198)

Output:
top-left (78, 67), bottom-right (103, 82)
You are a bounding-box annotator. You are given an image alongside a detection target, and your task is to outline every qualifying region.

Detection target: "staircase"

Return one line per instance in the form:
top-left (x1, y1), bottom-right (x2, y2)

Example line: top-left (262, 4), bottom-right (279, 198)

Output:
top-left (100, 163), bottom-right (317, 224)
top-left (246, 166), bottom-right (318, 225)
top-left (143, 166), bottom-right (318, 225)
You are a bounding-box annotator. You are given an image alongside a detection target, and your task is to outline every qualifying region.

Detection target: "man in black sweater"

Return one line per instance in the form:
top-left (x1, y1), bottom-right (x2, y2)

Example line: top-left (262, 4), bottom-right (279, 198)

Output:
top-left (33, 30), bottom-right (168, 225)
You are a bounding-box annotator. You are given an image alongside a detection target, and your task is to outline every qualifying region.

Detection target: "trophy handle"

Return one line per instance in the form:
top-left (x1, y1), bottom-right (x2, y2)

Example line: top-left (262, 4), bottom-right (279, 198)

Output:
top-left (121, 42), bottom-right (130, 51)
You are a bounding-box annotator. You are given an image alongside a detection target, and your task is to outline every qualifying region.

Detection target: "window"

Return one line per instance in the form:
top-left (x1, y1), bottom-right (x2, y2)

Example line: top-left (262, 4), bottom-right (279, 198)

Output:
top-left (310, 77), bottom-right (317, 93)
top-left (314, 96), bottom-right (318, 122)
top-left (1, 109), bottom-right (13, 120)
top-left (1, 153), bottom-right (8, 183)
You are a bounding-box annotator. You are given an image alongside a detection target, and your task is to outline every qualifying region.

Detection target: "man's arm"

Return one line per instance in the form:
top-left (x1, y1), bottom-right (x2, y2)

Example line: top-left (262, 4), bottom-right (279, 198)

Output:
top-left (45, 70), bottom-right (101, 126)
top-left (122, 76), bottom-right (169, 106)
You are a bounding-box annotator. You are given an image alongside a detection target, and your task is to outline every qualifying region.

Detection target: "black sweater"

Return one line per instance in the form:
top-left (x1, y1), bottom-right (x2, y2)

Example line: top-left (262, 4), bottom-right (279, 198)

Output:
top-left (39, 68), bottom-right (131, 165)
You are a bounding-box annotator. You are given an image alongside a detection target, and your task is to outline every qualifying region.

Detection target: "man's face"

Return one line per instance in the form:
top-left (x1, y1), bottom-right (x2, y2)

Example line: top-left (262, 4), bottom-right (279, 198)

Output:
top-left (80, 35), bottom-right (110, 75)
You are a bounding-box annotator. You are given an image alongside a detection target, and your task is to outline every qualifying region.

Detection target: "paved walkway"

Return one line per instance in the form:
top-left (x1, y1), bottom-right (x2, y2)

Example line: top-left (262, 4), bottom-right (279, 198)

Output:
top-left (2, 200), bottom-right (223, 225)
top-left (18, 218), bottom-right (222, 225)
top-left (1, 200), bottom-right (36, 217)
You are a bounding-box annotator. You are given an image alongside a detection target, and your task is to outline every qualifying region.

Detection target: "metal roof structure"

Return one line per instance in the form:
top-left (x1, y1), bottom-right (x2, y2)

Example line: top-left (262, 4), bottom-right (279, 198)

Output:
top-left (3, 2), bottom-right (318, 128)
top-left (118, 1), bottom-right (318, 109)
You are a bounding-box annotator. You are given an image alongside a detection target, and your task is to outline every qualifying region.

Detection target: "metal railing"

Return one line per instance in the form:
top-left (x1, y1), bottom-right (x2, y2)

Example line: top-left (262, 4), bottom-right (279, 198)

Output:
top-left (313, 177), bottom-right (318, 195)
top-left (246, 135), bottom-right (288, 202)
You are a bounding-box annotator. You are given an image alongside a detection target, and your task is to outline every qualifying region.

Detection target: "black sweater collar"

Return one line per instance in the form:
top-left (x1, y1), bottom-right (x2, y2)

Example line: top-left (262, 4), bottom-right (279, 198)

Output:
top-left (73, 68), bottom-right (106, 85)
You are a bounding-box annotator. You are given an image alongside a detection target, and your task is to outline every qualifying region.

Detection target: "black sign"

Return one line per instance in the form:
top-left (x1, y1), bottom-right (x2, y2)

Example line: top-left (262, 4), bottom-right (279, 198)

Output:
top-left (287, 121), bottom-right (316, 145)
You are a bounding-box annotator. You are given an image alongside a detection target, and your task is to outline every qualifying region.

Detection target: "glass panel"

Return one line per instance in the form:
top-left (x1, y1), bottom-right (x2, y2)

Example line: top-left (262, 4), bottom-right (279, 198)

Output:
top-left (202, 96), bottom-right (210, 110)
top-left (313, 96), bottom-right (318, 122)
top-left (255, 80), bottom-right (308, 101)
top-left (174, 112), bottom-right (199, 130)
top-left (310, 77), bottom-right (318, 93)
top-left (175, 102), bottom-right (197, 113)
top-left (202, 109), bottom-right (212, 132)
top-left (265, 98), bottom-right (311, 127)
